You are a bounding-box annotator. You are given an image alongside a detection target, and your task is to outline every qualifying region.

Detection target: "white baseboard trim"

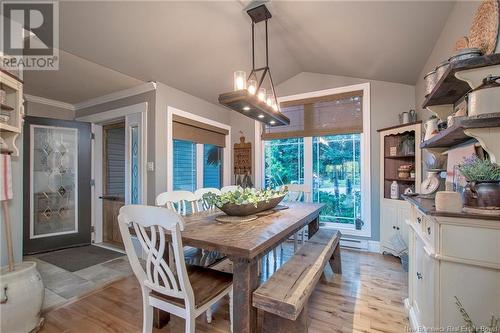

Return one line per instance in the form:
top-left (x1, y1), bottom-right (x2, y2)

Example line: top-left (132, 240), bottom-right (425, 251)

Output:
top-left (404, 298), bottom-right (418, 331)
top-left (93, 242), bottom-right (126, 255)
top-left (340, 238), bottom-right (380, 253)
top-left (368, 240), bottom-right (381, 253)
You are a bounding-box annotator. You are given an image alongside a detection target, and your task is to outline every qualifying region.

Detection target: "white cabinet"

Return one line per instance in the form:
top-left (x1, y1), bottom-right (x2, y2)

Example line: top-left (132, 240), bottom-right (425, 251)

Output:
top-left (379, 122), bottom-right (421, 256)
top-left (380, 199), bottom-right (411, 255)
top-left (405, 202), bottom-right (500, 332)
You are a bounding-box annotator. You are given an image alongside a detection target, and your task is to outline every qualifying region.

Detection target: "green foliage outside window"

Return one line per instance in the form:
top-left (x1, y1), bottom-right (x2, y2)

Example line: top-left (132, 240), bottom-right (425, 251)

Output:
top-left (264, 134), bottom-right (361, 224)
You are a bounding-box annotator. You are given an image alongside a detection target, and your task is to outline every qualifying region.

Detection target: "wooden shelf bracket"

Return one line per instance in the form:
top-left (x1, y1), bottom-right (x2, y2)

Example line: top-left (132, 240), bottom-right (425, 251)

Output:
top-left (464, 127), bottom-right (500, 163)
top-left (455, 64), bottom-right (500, 89)
top-left (426, 105), bottom-right (454, 121)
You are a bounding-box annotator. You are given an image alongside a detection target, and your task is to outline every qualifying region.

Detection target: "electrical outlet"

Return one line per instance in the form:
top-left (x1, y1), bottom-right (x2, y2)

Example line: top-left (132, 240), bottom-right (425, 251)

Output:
top-left (147, 162), bottom-right (154, 172)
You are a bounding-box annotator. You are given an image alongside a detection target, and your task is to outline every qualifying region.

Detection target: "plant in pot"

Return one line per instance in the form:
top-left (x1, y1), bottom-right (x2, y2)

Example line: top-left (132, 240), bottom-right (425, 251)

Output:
top-left (203, 187), bottom-right (288, 216)
top-left (457, 156), bottom-right (500, 210)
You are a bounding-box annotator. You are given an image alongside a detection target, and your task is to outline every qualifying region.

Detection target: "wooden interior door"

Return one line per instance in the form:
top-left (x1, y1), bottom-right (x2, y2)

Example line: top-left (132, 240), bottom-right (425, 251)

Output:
top-left (101, 122), bottom-right (125, 247)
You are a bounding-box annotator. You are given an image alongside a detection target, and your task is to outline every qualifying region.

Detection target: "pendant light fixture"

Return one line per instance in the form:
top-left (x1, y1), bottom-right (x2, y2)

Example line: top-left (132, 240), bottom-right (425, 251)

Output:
top-left (218, 4), bottom-right (290, 126)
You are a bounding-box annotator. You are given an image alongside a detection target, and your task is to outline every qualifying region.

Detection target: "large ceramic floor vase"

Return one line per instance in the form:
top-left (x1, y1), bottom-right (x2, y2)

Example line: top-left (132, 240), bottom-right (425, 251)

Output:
top-left (0, 262), bottom-right (44, 333)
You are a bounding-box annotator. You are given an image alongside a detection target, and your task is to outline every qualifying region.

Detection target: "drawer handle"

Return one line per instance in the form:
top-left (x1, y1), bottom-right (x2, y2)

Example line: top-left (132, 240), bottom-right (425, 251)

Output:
top-left (427, 227), bottom-right (431, 235)
top-left (0, 286), bottom-right (7, 304)
top-left (416, 272), bottom-right (423, 280)
top-left (417, 217), bottom-right (422, 224)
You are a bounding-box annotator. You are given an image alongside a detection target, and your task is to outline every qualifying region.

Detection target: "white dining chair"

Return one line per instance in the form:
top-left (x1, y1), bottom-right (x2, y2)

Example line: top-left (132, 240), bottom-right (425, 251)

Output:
top-left (283, 184), bottom-right (312, 252)
top-left (220, 185), bottom-right (241, 194)
top-left (194, 188), bottom-right (221, 211)
top-left (156, 191), bottom-right (200, 215)
top-left (118, 205), bottom-right (233, 333)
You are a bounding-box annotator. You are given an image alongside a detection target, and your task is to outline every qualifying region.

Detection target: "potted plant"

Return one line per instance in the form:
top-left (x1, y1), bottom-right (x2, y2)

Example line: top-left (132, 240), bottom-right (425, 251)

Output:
top-left (457, 156), bottom-right (500, 210)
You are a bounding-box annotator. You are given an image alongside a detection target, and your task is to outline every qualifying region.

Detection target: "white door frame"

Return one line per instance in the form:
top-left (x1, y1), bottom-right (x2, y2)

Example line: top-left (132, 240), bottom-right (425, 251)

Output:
top-left (256, 83), bottom-right (372, 237)
top-left (165, 106), bottom-right (231, 192)
top-left (78, 102), bottom-right (148, 244)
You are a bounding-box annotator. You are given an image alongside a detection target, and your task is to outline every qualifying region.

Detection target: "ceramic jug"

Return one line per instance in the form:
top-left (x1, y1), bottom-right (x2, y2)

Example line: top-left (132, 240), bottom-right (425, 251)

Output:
top-left (424, 117), bottom-right (439, 141)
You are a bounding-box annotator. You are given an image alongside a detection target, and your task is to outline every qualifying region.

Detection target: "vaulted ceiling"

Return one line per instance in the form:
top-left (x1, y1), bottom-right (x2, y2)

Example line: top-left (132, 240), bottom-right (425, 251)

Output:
top-left (23, 1), bottom-right (455, 105)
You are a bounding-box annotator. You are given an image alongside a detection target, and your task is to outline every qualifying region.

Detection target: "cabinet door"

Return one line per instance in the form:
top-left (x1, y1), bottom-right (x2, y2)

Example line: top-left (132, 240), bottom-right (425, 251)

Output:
top-left (413, 237), bottom-right (425, 325)
top-left (381, 203), bottom-right (398, 250)
top-left (398, 206), bottom-right (411, 250)
top-left (421, 245), bottom-right (436, 328)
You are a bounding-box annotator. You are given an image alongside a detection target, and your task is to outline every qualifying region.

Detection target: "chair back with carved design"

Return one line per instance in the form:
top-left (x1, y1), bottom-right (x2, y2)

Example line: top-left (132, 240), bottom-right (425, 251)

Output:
top-left (118, 205), bottom-right (195, 307)
top-left (155, 191), bottom-right (199, 215)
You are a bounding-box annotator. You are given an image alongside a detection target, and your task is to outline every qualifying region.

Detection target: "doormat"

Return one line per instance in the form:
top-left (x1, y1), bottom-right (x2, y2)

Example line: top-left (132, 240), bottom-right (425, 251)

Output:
top-left (34, 245), bottom-right (124, 272)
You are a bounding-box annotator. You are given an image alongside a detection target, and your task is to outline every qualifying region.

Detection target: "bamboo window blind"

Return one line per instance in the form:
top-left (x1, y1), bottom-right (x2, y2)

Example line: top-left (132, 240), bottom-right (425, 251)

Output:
top-left (262, 90), bottom-right (363, 140)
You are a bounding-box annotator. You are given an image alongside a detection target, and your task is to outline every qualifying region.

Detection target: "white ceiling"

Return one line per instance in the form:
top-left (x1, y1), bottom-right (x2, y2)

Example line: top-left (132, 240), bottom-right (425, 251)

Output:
top-left (23, 1), bottom-right (455, 105)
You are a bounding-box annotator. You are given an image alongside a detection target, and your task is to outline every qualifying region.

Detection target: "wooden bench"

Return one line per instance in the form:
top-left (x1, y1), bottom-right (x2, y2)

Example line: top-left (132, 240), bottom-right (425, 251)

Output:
top-left (252, 228), bottom-right (342, 333)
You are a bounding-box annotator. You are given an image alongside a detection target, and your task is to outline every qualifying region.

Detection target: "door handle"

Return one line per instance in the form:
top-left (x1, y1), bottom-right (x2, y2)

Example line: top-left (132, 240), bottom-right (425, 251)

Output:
top-left (0, 286), bottom-right (7, 304)
top-left (416, 272), bottom-right (423, 280)
top-left (99, 195), bottom-right (120, 201)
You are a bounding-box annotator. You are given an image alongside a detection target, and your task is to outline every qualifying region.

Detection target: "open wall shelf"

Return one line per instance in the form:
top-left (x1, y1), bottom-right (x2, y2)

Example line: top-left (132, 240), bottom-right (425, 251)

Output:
top-left (422, 54), bottom-right (500, 109)
top-left (378, 122), bottom-right (422, 200)
top-left (420, 113), bottom-right (500, 149)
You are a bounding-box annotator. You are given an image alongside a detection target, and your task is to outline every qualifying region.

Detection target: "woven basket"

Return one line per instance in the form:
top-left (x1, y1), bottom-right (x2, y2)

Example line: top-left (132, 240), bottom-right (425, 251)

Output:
top-left (454, 36), bottom-right (469, 51)
top-left (468, 0), bottom-right (499, 55)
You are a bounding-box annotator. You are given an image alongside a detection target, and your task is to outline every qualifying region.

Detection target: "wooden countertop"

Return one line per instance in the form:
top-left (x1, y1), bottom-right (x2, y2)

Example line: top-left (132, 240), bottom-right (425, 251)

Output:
top-left (402, 195), bottom-right (500, 221)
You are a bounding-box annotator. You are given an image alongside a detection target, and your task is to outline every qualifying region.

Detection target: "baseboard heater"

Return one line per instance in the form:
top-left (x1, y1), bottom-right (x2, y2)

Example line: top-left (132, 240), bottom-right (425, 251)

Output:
top-left (340, 237), bottom-right (368, 251)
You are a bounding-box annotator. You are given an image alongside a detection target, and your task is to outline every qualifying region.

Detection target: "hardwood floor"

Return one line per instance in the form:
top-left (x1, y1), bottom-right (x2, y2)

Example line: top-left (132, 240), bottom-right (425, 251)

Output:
top-left (40, 249), bottom-right (408, 333)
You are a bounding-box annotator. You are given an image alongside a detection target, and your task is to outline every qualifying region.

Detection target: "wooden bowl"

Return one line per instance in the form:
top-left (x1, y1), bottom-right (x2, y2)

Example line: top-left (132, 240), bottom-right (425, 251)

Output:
top-left (218, 195), bottom-right (286, 216)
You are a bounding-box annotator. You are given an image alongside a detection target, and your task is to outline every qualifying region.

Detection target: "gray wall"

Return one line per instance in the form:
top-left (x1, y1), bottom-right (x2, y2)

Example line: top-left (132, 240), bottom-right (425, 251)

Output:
top-left (272, 72), bottom-right (416, 241)
top-left (25, 101), bottom-right (75, 120)
top-left (150, 82), bottom-right (232, 201)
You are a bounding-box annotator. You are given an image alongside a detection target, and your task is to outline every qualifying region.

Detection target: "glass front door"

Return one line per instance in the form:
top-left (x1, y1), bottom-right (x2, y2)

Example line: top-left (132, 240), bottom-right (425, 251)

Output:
top-left (24, 117), bottom-right (92, 254)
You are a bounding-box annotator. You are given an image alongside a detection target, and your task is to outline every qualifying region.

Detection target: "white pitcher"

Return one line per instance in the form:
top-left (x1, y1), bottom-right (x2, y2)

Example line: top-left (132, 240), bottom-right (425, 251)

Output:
top-left (424, 118), bottom-right (439, 141)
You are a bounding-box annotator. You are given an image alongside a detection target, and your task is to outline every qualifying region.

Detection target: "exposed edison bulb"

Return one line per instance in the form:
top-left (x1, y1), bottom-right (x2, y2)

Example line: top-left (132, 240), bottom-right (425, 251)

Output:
top-left (266, 94), bottom-right (273, 106)
top-left (258, 87), bottom-right (266, 101)
top-left (247, 79), bottom-right (257, 95)
top-left (234, 71), bottom-right (246, 91)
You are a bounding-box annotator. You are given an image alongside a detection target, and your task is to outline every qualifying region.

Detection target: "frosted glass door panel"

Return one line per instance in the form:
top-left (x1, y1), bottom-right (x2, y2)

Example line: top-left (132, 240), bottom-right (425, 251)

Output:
top-left (31, 125), bottom-right (78, 238)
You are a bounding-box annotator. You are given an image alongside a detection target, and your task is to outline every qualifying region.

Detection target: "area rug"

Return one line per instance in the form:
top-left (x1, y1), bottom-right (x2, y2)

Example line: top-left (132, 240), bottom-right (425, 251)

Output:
top-left (34, 245), bottom-right (124, 272)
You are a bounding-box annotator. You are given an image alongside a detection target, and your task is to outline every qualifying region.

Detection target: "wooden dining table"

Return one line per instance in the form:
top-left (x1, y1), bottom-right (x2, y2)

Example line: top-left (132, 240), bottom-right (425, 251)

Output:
top-left (154, 202), bottom-right (324, 333)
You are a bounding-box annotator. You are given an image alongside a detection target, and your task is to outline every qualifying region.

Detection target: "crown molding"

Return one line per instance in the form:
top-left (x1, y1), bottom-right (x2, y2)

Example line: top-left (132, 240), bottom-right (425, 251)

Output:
top-left (74, 81), bottom-right (157, 110)
top-left (24, 94), bottom-right (76, 111)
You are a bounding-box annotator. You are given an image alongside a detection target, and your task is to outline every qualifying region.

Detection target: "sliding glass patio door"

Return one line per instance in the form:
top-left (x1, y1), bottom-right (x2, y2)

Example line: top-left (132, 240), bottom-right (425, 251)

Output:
top-left (262, 85), bottom-right (369, 235)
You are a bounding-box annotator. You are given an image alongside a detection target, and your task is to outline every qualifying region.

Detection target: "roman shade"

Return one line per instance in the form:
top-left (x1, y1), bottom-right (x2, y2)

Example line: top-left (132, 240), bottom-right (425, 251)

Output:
top-left (262, 90), bottom-right (363, 140)
top-left (173, 115), bottom-right (229, 147)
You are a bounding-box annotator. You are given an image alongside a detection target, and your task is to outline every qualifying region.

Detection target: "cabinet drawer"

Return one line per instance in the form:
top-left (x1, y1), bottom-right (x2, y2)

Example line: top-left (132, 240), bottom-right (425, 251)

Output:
top-left (441, 224), bottom-right (500, 265)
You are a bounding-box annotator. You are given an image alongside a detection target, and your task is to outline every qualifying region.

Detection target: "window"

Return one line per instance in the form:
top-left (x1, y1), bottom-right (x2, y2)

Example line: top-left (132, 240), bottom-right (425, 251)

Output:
top-left (264, 138), bottom-right (304, 188)
top-left (313, 134), bottom-right (361, 224)
top-left (262, 84), bottom-right (370, 235)
top-left (173, 140), bottom-right (224, 191)
top-left (203, 144), bottom-right (223, 188)
top-left (130, 125), bottom-right (140, 204)
top-left (173, 139), bottom-right (197, 191)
